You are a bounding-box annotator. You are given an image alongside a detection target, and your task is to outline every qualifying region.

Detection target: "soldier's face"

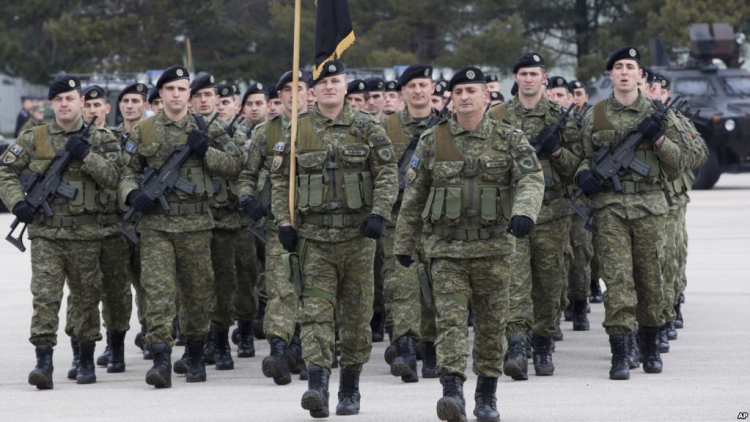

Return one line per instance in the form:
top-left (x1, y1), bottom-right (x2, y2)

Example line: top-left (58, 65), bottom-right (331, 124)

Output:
top-left (314, 74), bottom-right (347, 108)
top-left (119, 94), bottom-right (145, 123)
top-left (160, 79), bottom-right (190, 115)
top-left (365, 91), bottom-right (385, 116)
top-left (268, 99), bottom-right (283, 119)
top-left (383, 92), bottom-right (402, 113)
top-left (243, 94), bottom-right (268, 124)
top-left (346, 93), bottom-right (367, 110)
top-left (150, 99), bottom-right (164, 115)
top-left (307, 88), bottom-right (316, 110)
top-left (451, 83), bottom-right (489, 118)
top-left (548, 87), bottom-right (573, 109)
top-left (83, 99), bottom-right (110, 127)
top-left (514, 67), bottom-right (546, 98)
top-left (51, 91), bottom-right (84, 125)
top-left (191, 88), bottom-right (218, 117)
top-left (280, 82), bottom-right (309, 116)
top-left (430, 95), bottom-right (445, 111)
top-left (487, 81), bottom-right (501, 92)
top-left (401, 78), bottom-right (434, 110)
top-left (572, 88), bottom-right (588, 107)
top-left (609, 60), bottom-right (641, 94)
top-left (217, 97), bottom-right (236, 122)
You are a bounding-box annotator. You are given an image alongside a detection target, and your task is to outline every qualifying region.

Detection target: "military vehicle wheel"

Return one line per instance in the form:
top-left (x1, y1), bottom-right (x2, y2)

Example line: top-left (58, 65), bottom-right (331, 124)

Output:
top-left (693, 145), bottom-right (720, 190)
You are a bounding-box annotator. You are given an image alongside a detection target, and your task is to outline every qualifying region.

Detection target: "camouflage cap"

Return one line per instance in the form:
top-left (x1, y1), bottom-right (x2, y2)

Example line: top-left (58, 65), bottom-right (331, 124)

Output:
top-left (117, 83), bottom-right (148, 104)
top-left (48, 75), bottom-right (81, 100)
top-left (83, 85), bottom-right (107, 102)
top-left (606, 46), bottom-right (641, 71)
top-left (156, 65), bottom-right (190, 91)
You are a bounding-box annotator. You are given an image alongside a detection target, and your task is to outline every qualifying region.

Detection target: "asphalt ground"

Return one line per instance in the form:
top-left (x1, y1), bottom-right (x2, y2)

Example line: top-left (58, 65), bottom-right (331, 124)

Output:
top-left (0, 174), bottom-right (748, 422)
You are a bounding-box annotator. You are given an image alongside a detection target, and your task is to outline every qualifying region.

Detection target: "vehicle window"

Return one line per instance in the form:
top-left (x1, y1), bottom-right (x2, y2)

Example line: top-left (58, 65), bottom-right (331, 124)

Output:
top-left (672, 78), bottom-right (715, 96)
top-left (722, 76), bottom-right (750, 95)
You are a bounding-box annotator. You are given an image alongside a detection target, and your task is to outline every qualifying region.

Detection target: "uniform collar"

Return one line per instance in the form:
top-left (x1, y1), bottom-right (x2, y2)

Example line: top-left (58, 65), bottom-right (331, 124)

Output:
top-left (509, 95), bottom-right (551, 117)
top-left (157, 110), bottom-right (191, 128)
top-left (47, 117), bottom-right (84, 135)
top-left (312, 102), bottom-right (354, 126)
top-left (608, 92), bottom-right (648, 112)
top-left (450, 114), bottom-right (493, 139)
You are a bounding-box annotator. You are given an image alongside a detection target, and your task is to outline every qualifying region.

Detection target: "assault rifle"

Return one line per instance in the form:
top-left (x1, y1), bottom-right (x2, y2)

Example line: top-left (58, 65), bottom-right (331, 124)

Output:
top-left (6, 116), bottom-right (98, 252)
top-left (531, 104), bottom-right (576, 155)
top-left (396, 98), bottom-right (452, 191)
top-left (569, 97), bottom-right (687, 234)
top-left (119, 113), bottom-right (219, 244)
top-left (225, 114), bottom-right (244, 138)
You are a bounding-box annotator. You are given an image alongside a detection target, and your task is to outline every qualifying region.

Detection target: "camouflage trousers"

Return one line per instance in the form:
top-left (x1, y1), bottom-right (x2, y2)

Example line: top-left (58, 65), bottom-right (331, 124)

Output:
top-left (374, 237), bottom-right (386, 315)
top-left (233, 227), bottom-right (260, 322)
top-left (300, 236), bottom-right (375, 372)
top-left (31, 238), bottom-right (103, 347)
top-left (140, 229), bottom-right (214, 346)
top-left (255, 236), bottom-right (268, 305)
top-left (130, 242), bottom-right (146, 326)
top-left (507, 216), bottom-right (571, 338)
top-left (432, 254), bottom-right (510, 381)
top-left (209, 228), bottom-right (239, 332)
top-left (264, 226), bottom-right (300, 345)
top-left (595, 208), bottom-right (666, 334)
top-left (662, 205), bottom-right (687, 321)
top-left (674, 205), bottom-right (689, 299)
top-left (567, 216), bottom-right (594, 302)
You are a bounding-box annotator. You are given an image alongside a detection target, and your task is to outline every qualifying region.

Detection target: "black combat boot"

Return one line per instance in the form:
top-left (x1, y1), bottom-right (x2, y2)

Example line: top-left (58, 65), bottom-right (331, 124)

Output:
top-left (96, 330), bottom-right (111, 367)
top-left (173, 316), bottom-right (186, 346)
top-left (627, 331), bottom-right (640, 369)
top-left (236, 320), bottom-right (255, 358)
top-left (262, 336), bottom-right (292, 385)
top-left (28, 345), bottom-right (54, 390)
top-left (679, 293), bottom-right (685, 304)
top-left (252, 300), bottom-right (267, 340)
top-left (474, 376), bottom-right (500, 422)
top-left (525, 331), bottom-right (533, 358)
top-left (436, 375), bottom-right (467, 422)
top-left (674, 304), bottom-right (684, 329)
top-left (502, 335), bottom-right (528, 381)
top-left (287, 329), bottom-right (307, 380)
top-left (563, 303), bottom-right (573, 322)
top-left (657, 324), bottom-right (670, 354)
top-left (384, 342), bottom-right (397, 365)
top-left (421, 341), bottom-right (438, 378)
top-left (666, 321), bottom-right (678, 340)
top-left (639, 326), bottom-right (663, 374)
top-left (467, 307), bottom-right (474, 327)
top-left (173, 350), bottom-right (189, 374)
top-left (67, 337), bottom-right (79, 380)
top-left (214, 331), bottom-right (234, 370)
top-left (589, 279), bottom-right (603, 303)
top-left (390, 335), bottom-right (419, 383)
top-left (135, 324), bottom-right (146, 350)
top-left (336, 368), bottom-right (361, 415)
top-left (532, 335), bottom-right (554, 376)
top-left (370, 310), bottom-right (385, 343)
top-left (143, 343), bottom-right (153, 360)
top-left (608, 335), bottom-right (630, 380)
top-left (301, 364), bottom-right (330, 418)
top-left (552, 318), bottom-right (563, 342)
top-left (76, 342), bottom-right (97, 384)
top-left (107, 331), bottom-right (126, 373)
top-left (145, 343), bottom-right (172, 388)
top-left (186, 339), bottom-right (206, 382)
top-left (572, 299), bottom-right (590, 331)
top-left (203, 331), bottom-right (217, 365)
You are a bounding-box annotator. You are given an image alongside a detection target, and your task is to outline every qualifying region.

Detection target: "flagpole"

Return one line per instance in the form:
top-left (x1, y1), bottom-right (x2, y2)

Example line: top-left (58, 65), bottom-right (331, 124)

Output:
top-left (289, 0), bottom-right (301, 226)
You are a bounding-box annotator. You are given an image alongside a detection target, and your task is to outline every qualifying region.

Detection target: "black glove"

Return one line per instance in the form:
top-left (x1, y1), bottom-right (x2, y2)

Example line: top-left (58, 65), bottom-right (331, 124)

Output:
top-left (187, 129), bottom-right (209, 158)
top-left (65, 135), bottom-right (90, 160)
top-left (243, 198), bottom-right (268, 221)
top-left (576, 170), bottom-right (602, 196)
top-left (396, 254), bottom-right (414, 268)
top-left (537, 126), bottom-right (560, 154)
top-left (278, 226), bottom-right (298, 252)
top-left (359, 214), bottom-right (386, 239)
top-left (636, 115), bottom-right (664, 142)
top-left (507, 215), bottom-right (534, 239)
top-left (127, 190), bottom-right (156, 214)
top-left (12, 201), bottom-right (35, 224)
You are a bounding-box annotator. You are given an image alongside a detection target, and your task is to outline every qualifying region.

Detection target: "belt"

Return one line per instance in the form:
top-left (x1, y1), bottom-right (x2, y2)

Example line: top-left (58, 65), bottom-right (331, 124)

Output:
top-left (212, 206), bottom-right (241, 218)
top-left (156, 201), bottom-right (210, 216)
top-left (100, 214), bottom-right (121, 226)
top-left (42, 214), bottom-right (99, 228)
top-left (619, 181), bottom-right (663, 194)
top-left (429, 224), bottom-right (505, 241)
top-left (300, 212), bottom-right (369, 228)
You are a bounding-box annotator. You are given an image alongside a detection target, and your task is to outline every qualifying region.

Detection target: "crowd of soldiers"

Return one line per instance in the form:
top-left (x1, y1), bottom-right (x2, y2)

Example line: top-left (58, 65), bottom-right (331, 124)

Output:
top-left (0, 44), bottom-right (706, 422)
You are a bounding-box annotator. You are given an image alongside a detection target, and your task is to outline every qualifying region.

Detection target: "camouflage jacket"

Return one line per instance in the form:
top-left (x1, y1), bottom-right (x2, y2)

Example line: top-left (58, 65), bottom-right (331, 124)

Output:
top-left (394, 115), bottom-right (545, 259)
top-left (206, 119), bottom-right (251, 230)
top-left (271, 103), bottom-right (398, 243)
top-left (119, 112), bottom-right (242, 233)
top-left (0, 118), bottom-right (122, 241)
top-left (666, 112), bottom-right (710, 208)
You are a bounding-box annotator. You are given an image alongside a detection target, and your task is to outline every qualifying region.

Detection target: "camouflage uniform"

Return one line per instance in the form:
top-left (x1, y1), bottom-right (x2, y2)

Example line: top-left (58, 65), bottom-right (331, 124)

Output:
top-left (394, 115), bottom-right (544, 380)
top-left (0, 119), bottom-right (122, 347)
top-left (271, 103), bottom-right (398, 371)
top-left (119, 112), bottom-right (241, 346)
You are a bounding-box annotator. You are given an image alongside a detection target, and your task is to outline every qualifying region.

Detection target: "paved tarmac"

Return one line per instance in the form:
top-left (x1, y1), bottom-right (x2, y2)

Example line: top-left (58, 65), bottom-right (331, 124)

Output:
top-left (0, 174), bottom-right (749, 422)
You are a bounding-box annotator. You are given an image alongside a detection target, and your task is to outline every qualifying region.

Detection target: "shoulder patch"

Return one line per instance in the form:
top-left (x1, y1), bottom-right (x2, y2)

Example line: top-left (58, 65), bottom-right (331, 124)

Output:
top-left (9, 143), bottom-right (23, 155)
top-left (3, 153), bottom-right (17, 164)
top-left (274, 142), bottom-right (286, 153)
top-left (272, 155), bottom-right (284, 171)
top-left (125, 142), bottom-right (137, 153)
top-left (411, 155), bottom-right (420, 168)
top-left (244, 140), bottom-right (253, 149)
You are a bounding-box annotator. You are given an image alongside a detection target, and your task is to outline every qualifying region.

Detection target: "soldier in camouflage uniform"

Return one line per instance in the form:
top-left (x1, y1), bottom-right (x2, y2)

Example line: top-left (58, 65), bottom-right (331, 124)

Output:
top-left (383, 80), bottom-right (403, 114)
top-left (488, 53), bottom-right (583, 379)
top-left (18, 104), bottom-right (46, 134)
top-left (0, 75), bottom-right (122, 389)
top-left (395, 67), bottom-right (544, 422)
top-left (118, 66), bottom-right (242, 388)
top-left (271, 61), bottom-right (398, 418)
top-left (575, 47), bottom-right (689, 380)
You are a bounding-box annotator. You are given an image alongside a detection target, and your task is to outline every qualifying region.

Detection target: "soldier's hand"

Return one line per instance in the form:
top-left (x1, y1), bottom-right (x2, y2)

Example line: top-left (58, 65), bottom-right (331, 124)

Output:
top-left (507, 215), bottom-right (534, 239)
top-left (636, 115), bottom-right (664, 142)
top-left (359, 214), bottom-right (386, 239)
top-left (65, 135), bottom-right (90, 160)
top-left (576, 170), bottom-right (602, 196)
top-left (243, 197), bottom-right (268, 220)
top-left (396, 254), bottom-right (414, 268)
top-left (127, 190), bottom-right (156, 214)
top-left (12, 201), bottom-right (35, 224)
top-left (187, 129), bottom-right (209, 158)
top-left (537, 126), bottom-right (560, 154)
top-left (278, 225), bottom-right (298, 252)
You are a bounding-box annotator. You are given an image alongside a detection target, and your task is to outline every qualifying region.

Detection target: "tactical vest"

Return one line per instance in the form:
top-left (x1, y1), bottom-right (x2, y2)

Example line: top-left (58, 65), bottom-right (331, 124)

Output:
top-left (30, 125), bottom-right (111, 225)
top-left (590, 100), bottom-right (663, 193)
top-left (420, 121), bottom-right (515, 241)
top-left (293, 114), bottom-right (374, 225)
top-left (138, 117), bottom-right (214, 213)
top-left (210, 122), bottom-right (241, 209)
top-left (385, 113), bottom-right (411, 146)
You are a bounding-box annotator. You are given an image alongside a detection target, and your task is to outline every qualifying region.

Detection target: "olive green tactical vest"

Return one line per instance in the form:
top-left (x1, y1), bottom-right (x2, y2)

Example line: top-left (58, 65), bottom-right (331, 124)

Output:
top-left (385, 113), bottom-right (411, 146)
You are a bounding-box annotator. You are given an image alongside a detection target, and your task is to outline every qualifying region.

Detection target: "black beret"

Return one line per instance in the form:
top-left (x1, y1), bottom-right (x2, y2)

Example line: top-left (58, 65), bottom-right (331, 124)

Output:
top-left (365, 77), bottom-right (386, 92)
top-left (485, 74), bottom-right (500, 83)
top-left (347, 79), bottom-right (368, 95)
top-left (217, 84), bottom-right (235, 98)
top-left (548, 76), bottom-right (572, 93)
top-left (301, 71), bottom-right (314, 87)
top-left (117, 83), bottom-right (148, 104)
top-left (433, 83), bottom-right (445, 96)
top-left (48, 75), bottom-right (81, 100)
top-left (148, 88), bottom-right (160, 104)
top-left (446, 66), bottom-right (485, 91)
top-left (83, 85), bottom-right (107, 102)
top-left (513, 52), bottom-right (545, 73)
top-left (242, 82), bottom-right (267, 105)
top-left (605, 46), bottom-right (641, 71)
top-left (511, 82), bottom-right (518, 96)
top-left (385, 80), bottom-right (399, 92)
top-left (313, 60), bottom-right (345, 85)
top-left (657, 74), bottom-right (671, 89)
top-left (267, 84), bottom-right (278, 100)
top-left (490, 91), bottom-right (504, 102)
top-left (568, 80), bottom-right (585, 91)
top-left (277, 70), bottom-right (309, 92)
top-left (156, 65), bottom-right (189, 91)
top-left (398, 64), bottom-right (433, 87)
top-left (438, 80), bottom-right (448, 90)
top-left (190, 73), bottom-right (216, 96)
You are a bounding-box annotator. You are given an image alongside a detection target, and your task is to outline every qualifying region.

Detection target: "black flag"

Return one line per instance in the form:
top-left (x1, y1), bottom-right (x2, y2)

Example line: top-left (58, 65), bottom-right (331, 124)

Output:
top-left (313, 0), bottom-right (356, 80)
